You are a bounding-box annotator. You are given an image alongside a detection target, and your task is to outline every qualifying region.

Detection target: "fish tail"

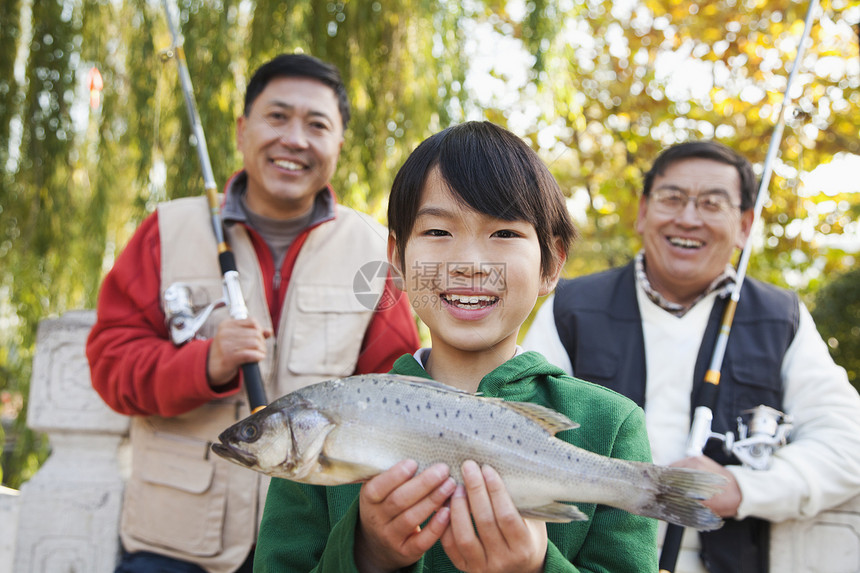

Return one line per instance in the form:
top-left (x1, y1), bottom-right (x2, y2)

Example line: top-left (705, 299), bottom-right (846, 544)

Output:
top-left (633, 464), bottom-right (725, 531)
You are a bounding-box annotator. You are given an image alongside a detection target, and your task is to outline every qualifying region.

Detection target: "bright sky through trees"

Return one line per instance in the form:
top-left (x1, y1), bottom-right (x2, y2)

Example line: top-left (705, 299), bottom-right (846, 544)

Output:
top-left (462, 0), bottom-right (859, 257)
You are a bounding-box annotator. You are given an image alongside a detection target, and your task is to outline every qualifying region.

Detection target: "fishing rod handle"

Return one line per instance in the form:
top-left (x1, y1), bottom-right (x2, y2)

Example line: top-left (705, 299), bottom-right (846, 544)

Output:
top-left (686, 405), bottom-right (715, 458)
top-left (223, 270), bottom-right (250, 321)
top-left (219, 251), bottom-right (268, 411)
top-left (242, 363), bottom-right (268, 413)
top-left (659, 524), bottom-right (685, 573)
top-left (665, 379), bottom-right (720, 569)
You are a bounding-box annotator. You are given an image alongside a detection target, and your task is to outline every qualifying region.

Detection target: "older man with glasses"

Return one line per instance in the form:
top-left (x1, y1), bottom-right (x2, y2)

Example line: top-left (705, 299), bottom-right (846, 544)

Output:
top-left (523, 141), bottom-right (860, 573)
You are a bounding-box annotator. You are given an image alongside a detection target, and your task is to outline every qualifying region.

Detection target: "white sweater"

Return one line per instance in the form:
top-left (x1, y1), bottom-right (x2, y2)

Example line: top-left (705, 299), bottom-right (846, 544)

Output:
top-left (524, 281), bottom-right (860, 572)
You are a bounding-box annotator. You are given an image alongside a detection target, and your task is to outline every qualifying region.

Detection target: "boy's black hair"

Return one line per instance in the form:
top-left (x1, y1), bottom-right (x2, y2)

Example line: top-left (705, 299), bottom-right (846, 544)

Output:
top-left (243, 54), bottom-right (351, 129)
top-left (643, 141), bottom-right (757, 211)
top-left (387, 121), bottom-right (577, 279)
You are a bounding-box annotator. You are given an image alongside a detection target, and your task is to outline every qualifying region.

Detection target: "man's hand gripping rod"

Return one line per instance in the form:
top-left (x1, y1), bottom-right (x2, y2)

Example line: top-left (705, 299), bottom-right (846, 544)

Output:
top-left (159, 0), bottom-right (267, 413)
top-left (658, 1), bottom-right (818, 570)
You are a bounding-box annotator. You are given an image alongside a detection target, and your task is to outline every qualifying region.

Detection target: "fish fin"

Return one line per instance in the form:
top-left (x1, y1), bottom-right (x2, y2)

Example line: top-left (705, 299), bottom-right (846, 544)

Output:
top-left (363, 373), bottom-right (474, 395)
top-left (629, 463), bottom-right (726, 531)
top-left (408, 378), bottom-right (473, 394)
top-left (395, 374), bottom-right (581, 435)
top-left (317, 455), bottom-right (384, 484)
top-left (503, 401), bottom-right (580, 434)
top-left (351, 374), bottom-right (579, 435)
top-left (520, 502), bottom-right (588, 523)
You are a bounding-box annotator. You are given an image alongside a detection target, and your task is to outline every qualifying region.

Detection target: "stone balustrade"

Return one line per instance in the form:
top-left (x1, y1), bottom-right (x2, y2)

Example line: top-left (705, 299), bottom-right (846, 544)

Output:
top-left (4, 311), bottom-right (128, 573)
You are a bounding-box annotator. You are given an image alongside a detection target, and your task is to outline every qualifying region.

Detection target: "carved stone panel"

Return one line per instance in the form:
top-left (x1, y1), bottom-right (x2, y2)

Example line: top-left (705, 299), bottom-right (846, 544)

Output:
top-left (27, 310), bottom-right (128, 435)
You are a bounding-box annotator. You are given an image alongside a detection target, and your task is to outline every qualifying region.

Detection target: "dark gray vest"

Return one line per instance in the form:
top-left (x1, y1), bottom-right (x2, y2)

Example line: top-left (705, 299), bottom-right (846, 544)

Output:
top-left (553, 262), bottom-right (800, 573)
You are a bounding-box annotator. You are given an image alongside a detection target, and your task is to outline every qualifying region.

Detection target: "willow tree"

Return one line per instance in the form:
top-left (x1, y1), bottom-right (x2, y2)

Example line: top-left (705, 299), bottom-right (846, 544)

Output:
top-left (0, 0), bottom-right (83, 487)
top-left (0, 0), bottom-right (470, 487)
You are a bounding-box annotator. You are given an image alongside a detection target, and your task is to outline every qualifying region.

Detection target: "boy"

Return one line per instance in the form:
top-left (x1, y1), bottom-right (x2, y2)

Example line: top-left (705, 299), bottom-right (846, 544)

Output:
top-left (254, 121), bottom-right (658, 572)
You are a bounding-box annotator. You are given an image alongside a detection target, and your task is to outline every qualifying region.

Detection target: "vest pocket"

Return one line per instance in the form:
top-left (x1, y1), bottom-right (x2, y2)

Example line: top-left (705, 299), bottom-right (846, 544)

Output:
top-left (122, 430), bottom-right (227, 557)
top-left (573, 346), bottom-right (619, 386)
top-left (288, 285), bottom-right (373, 376)
top-left (727, 357), bottom-right (782, 415)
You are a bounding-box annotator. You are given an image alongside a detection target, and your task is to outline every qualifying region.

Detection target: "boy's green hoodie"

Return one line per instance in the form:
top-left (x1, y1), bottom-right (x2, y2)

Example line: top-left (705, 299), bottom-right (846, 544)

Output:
top-left (254, 351), bottom-right (658, 573)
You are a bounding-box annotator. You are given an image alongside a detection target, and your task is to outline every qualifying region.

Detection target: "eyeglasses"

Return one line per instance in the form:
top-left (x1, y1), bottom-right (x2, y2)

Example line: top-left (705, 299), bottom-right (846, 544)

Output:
top-left (648, 188), bottom-right (741, 221)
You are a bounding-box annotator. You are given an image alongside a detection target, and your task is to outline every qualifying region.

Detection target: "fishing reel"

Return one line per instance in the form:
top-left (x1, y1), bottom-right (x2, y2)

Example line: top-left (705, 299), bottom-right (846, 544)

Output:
top-left (163, 282), bottom-right (225, 345)
top-left (711, 405), bottom-right (793, 471)
top-left (163, 274), bottom-right (250, 345)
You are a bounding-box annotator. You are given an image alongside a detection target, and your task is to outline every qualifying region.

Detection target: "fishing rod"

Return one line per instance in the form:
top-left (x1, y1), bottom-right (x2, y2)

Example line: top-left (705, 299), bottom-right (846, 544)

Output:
top-left (159, 0), bottom-right (268, 413)
top-left (658, 0), bottom-right (819, 571)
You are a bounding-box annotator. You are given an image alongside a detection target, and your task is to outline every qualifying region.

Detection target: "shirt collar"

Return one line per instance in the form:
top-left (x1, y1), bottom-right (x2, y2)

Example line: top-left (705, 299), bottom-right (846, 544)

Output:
top-left (221, 170), bottom-right (336, 226)
top-left (411, 346), bottom-right (525, 370)
top-left (634, 251), bottom-right (736, 317)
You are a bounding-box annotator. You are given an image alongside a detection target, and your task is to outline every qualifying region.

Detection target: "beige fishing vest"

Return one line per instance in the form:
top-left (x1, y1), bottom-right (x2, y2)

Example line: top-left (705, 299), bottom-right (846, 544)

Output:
top-left (120, 196), bottom-right (388, 573)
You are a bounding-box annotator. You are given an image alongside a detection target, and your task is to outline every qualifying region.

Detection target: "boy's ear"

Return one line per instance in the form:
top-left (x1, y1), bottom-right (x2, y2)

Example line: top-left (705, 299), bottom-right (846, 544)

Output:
top-left (539, 237), bottom-right (566, 296)
top-left (387, 234), bottom-right (405, 292)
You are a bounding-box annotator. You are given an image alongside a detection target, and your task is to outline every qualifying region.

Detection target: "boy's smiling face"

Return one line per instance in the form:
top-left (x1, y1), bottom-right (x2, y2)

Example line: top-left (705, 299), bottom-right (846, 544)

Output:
top-left (392, 168), bottom-right (556, 367)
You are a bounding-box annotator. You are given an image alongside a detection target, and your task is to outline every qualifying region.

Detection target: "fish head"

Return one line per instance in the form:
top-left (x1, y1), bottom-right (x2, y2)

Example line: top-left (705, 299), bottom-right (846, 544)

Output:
top-left (211, 395), bottom-right (335, 480)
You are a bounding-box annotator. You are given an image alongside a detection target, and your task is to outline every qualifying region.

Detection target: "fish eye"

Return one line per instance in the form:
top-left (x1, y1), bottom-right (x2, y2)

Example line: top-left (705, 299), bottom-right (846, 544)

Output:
top-left (239, 423), bottom-right (260, 442)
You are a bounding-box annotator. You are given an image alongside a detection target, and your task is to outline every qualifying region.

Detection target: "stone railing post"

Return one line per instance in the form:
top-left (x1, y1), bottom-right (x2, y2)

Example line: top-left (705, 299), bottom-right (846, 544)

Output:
top-left (0, 485), bottom-right (20, 569)
top-left (14, 310), bottom-right (129, 573)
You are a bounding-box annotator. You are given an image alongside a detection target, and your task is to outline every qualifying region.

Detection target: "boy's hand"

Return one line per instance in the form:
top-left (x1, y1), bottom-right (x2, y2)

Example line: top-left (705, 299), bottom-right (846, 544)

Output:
top-left (355, 459), bottom-right (456, 573)
top-left (441, 460), bottom-right (547, 573)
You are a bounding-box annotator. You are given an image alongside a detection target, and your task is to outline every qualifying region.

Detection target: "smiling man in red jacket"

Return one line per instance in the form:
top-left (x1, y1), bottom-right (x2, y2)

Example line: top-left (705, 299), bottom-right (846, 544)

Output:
top-left (87, 54), bottom-right (420, 573)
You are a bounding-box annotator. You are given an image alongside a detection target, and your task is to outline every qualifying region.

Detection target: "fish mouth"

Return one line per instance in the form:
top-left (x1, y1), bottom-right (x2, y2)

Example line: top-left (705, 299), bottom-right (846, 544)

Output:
top-left (211, 441), bottom-right (257, 468)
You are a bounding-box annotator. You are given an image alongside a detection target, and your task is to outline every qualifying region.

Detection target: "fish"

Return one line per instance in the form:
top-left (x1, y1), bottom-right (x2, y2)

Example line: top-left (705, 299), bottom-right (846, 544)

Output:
top-left (212, 373), bottom-right (725, 530)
